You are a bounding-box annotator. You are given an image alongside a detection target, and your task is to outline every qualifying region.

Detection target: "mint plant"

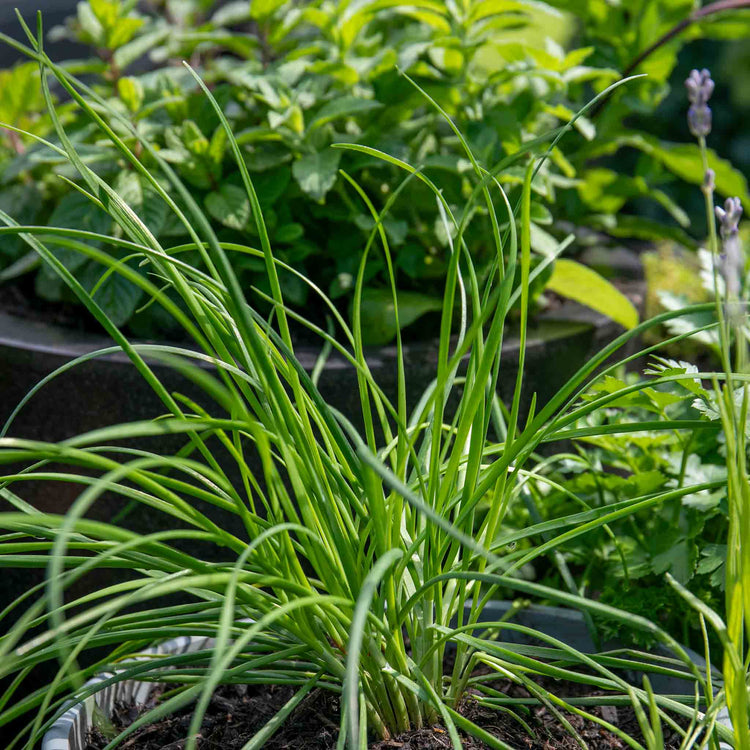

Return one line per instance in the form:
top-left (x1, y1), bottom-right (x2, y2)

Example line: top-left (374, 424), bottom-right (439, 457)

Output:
top-left (0, 0), bottom-right (748, 342)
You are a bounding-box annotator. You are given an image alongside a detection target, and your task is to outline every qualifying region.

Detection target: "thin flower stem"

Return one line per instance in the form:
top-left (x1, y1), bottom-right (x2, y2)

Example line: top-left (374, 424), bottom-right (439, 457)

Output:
top-left (698, 137), bottom-right (733, 379)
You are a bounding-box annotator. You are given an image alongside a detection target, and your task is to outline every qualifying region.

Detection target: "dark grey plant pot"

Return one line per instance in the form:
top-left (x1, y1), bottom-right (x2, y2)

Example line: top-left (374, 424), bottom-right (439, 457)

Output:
top-left (0, 2), bottom-right (86, 69)
top-left (0, 300), bottom-right (630, 617)
top-left (40, 602), bottom-right (732, 750)
top-left (0, 299), bottom-right (625, 510)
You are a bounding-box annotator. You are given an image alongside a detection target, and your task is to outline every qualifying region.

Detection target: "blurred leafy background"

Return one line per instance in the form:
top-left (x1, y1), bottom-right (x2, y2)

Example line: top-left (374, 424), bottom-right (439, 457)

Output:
top-left (0, 0), bottom-right (747, 343)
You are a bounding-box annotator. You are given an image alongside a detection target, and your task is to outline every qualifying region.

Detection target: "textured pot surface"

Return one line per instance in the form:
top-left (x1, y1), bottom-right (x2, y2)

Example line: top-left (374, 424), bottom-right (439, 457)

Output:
top-left (41, 602), bottom-right (729, 750)
top-left (0, 301), bottom-right (627, 620)
top-left (0, 298), bottom-right (622, 444)
top-left (0, 2), bottom-right (87, 69)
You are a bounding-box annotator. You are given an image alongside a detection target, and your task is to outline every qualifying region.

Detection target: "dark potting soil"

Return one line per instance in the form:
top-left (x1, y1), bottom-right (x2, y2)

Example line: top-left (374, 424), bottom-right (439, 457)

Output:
top-left (84, 676), bottom-right (687, 750)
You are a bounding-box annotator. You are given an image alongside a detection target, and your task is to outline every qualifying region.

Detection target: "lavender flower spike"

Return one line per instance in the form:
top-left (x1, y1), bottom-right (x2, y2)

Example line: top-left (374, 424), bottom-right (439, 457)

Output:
top-left (685, 68), bottom-right (714, 138)
top-left (716, 197), bottom-right (744, 300)
top-left (716, 197), bottom-right (743, 239)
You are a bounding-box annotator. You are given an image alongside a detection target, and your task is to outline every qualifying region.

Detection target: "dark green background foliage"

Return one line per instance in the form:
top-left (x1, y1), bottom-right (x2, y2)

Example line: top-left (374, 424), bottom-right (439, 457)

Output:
top-left (0, 0), bottom-right (748, 340)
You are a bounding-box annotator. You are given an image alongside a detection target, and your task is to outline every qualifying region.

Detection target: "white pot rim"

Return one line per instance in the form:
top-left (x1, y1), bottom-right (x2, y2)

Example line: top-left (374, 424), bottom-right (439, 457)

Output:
top-left (42, 634), bottom-right (213, 750)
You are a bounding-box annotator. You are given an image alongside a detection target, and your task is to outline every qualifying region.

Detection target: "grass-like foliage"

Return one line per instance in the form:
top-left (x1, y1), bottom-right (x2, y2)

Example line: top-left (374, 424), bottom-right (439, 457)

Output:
top-left (0, 13), bottom-right (745, 750)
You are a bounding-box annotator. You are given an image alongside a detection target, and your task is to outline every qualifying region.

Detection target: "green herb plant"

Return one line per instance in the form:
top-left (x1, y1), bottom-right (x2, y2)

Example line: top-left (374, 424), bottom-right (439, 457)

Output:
top-left (0, 15), bottom-right (746, 750)
top-left (512, 65), bottom-right (750, 746)
top-left (506, 361), bottom-right (730, 651)
top-left (0, 0), bottom-right (749, 342)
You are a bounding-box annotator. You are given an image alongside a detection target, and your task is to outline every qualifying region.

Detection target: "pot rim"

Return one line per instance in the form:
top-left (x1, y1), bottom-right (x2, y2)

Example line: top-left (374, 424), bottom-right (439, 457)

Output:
top-left (0, 293), bottom-right (620, 374)
top-left (42, 634), bottom-right (214, 750)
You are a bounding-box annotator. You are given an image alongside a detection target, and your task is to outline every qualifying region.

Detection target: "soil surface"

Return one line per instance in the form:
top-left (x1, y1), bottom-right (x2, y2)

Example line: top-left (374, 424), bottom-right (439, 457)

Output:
top-left (84, 676), bottom-right (688, 750)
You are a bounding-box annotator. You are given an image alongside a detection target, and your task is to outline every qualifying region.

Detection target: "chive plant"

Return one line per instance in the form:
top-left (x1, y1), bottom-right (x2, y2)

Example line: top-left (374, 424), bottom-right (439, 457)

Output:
top-left (0, 16), bottom-right (744, 750)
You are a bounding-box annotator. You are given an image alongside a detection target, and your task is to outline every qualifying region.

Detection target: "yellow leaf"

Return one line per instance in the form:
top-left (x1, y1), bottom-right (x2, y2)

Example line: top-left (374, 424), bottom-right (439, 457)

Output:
top-left (546, 259), bottom-right (639, 329)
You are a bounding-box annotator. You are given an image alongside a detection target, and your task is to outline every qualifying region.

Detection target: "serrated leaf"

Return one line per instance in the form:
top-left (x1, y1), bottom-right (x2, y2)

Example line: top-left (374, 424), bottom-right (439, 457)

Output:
top-left (80, 261), bottom-right (143, 327)
top-left (692, 388), bottom-right (748, 422)
top-left (308, 96), bottom-right (382, 130)
top-left (356, 288), bottom-right (443, 346)
top-left (205, 185), bottom-right (251, 231)
top-left (581, 374), bottom-right (628, 401)
top-left (639, 387), bottom-right (685, 411)
top-left (622, 470), bottom-right (667, 497)
top-left (44, 192), bottom-right (112, 272)
top-left (651, 539), bottom-right (696, 584)
top-left (681, 489), bottom-right (724, 511)
top-left (697, 544), bottom-right (725, 574)
top-left (546, 258), bottom-right (639, 329)
top-left (697, 544), bottom-right (726, 590)
top-left (292, 149), bottom-right (341, 201)
top-left (645, 357), bottom-right (706, 396)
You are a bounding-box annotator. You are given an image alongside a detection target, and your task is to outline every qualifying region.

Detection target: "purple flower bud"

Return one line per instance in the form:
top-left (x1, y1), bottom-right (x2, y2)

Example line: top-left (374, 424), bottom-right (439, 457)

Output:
top-left (716, 197), bottom-right (744, 301)
top-left (703, 168), bottom-right (715, 192)
top-left (685, 68), bottom-right (714, 138)
top-left (685, 69), bottom-right (714, 106)
top-left (715, 197), bottom-right (743, 239)
top-left (688, 104), bottom-right (712, 138)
